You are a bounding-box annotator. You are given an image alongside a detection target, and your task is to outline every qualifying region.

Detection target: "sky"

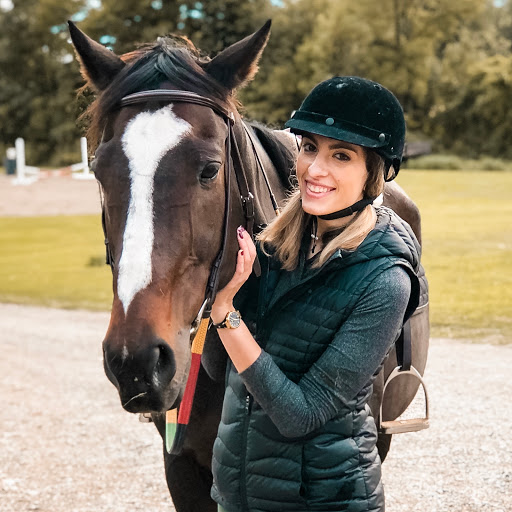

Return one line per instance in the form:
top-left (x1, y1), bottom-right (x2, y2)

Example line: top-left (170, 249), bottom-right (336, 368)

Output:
top-left (0, 0), bottom-right (13, 11)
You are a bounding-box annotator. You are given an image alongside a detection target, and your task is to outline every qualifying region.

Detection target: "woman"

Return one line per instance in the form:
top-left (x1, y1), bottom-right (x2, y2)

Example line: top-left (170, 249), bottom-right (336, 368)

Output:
top-left (210, 76), bottom-right (421, 512)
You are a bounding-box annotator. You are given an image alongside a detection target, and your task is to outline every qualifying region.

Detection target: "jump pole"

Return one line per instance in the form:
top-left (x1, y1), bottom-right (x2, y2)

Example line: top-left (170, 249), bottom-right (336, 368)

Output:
top-left (12, 137), bottom-right (39, 185)
top-left (71, 137), bottom-right (94, 180)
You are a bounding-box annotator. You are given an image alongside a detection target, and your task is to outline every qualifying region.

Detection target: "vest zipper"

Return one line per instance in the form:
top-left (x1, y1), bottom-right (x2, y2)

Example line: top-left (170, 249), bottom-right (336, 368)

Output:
top-left (240, 393), bottom-right (253, 511)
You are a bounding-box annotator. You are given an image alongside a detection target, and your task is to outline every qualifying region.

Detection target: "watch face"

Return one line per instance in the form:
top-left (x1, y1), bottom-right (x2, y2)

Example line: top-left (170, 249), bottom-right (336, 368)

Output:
top-left (227, 311), bottom-right (241, 328)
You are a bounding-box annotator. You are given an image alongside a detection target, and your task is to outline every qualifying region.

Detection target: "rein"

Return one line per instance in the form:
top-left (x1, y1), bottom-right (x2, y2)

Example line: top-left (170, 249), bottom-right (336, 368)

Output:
top-left (100, 89), bottom-right (277, 455)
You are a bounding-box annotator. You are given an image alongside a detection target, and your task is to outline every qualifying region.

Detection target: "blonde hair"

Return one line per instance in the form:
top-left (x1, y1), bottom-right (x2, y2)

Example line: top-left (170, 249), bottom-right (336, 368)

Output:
top-left (257, 150), bottom-right (386, 270)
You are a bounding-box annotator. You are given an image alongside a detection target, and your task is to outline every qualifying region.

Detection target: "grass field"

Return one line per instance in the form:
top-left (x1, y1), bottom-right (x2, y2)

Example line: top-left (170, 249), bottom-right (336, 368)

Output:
top-left (396, 170), bottom-right (512, 342)
top-left (0, 215), bottom-right (112, 310)
top-left (0, 170), bottom-right (511, 342)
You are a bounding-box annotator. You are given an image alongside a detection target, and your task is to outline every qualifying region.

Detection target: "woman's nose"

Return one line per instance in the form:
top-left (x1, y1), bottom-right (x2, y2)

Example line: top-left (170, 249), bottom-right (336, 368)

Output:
top-left (307, 156), bottom-right (328, 177)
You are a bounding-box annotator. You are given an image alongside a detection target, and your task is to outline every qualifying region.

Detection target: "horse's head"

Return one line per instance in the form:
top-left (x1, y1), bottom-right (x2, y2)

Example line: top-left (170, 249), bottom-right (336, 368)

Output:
top-left (69, 21), bottom-right (271, 413)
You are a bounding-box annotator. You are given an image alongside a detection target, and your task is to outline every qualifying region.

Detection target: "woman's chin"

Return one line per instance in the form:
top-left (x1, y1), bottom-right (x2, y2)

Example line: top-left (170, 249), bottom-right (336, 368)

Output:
top-left (301, 198), bottom-right (334, 217)
top-left (301, 193), bottom-right (358, 218)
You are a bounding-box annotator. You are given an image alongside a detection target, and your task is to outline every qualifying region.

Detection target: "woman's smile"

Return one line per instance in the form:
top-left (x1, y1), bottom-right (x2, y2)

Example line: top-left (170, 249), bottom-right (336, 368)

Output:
top-left (305, 179), bottom-right (335, 197)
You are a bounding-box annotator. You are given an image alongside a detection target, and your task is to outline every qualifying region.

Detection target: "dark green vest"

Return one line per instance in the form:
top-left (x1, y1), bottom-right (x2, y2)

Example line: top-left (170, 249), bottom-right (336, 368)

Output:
top-left (211, 208), bottom-right (420, 512)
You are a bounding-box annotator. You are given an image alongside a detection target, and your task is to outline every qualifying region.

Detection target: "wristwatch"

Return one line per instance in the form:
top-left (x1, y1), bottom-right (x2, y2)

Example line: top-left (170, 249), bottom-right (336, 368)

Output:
top-left (212, 310), bottom-right (242, 329)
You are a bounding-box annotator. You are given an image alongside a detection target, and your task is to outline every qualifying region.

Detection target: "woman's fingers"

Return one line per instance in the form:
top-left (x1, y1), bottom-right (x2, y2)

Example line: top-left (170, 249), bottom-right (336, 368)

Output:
top-left (235, 249), bottom-right (245, 276)
top-left (212, 227), bottom-right (257, 309)
top-left (237, 226), bottom-right (256, 264)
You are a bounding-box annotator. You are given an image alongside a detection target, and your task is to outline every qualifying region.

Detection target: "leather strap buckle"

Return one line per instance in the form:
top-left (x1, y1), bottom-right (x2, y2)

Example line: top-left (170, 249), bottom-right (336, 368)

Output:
top-left (241, 192), bottom-right (255, 220)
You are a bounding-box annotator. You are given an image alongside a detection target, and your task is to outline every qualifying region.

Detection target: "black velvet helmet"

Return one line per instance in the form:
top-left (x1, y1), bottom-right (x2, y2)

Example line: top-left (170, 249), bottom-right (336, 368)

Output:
top-left (285, 76), bottom-right (406, 181)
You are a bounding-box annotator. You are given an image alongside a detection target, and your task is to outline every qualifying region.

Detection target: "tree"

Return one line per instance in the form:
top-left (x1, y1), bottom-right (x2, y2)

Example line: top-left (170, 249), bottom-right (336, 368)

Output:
top-left (1, 0), bottom-right (511, 162)
top-left (180, 0), bottom-right (273, 53)
top-left (79, 0), bottom-right (182, 54)
top-left (437, 53), bottom-right (512, 157)
top-left (241, 0), bottom-right (331, 125)
top-left (0, 0), bottom-right (87, 165)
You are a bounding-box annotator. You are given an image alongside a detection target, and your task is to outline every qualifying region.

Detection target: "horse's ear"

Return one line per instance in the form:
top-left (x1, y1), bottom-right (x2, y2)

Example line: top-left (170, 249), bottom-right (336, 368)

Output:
top-left (204, 20), bottom-right (271, 91)
top-left (68, 21), bottom-right (125, 91)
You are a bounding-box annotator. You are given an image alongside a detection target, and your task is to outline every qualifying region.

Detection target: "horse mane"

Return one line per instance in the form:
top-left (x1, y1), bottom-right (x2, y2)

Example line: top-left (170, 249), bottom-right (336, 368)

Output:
top-left (83, 35), bottom-right (237, 151)
top-left (247, 121), bottom-right (297, 191)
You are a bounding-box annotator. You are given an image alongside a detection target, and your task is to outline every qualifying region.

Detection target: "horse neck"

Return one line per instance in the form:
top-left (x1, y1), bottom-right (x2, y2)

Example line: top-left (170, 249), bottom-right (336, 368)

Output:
top-left (232, 120), bottom-right (295, 231)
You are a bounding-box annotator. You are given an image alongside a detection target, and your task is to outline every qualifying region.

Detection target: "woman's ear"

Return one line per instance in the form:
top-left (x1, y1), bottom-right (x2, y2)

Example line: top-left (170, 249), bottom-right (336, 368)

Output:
top-left (68, 21), bottom-right (125, 91)
top-left (203, 20), bottom-right (271, 91)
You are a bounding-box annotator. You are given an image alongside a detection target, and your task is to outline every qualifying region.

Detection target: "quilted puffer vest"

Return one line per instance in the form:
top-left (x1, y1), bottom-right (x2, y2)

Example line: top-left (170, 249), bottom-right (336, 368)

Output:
top-left (211, 208), bottom-right (420, 512)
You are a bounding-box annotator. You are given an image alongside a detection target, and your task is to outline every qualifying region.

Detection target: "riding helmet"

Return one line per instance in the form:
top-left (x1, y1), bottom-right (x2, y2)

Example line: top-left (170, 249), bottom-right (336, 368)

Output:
top-left (285, 76), bottom-right (406, 181)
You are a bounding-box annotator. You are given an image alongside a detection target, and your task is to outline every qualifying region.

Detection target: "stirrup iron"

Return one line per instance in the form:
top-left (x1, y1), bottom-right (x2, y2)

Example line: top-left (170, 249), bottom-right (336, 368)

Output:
top-left (378, 365), bottom-right (429, 434)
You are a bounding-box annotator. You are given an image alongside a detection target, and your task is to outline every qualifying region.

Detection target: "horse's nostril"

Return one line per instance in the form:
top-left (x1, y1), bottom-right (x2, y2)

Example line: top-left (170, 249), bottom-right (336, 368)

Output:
top-left (144, 342), bottom-right (176, 391)
top-left (155, 343), bottom-right (175, 377)
top-left (103, 345), bottom-right (120, 389)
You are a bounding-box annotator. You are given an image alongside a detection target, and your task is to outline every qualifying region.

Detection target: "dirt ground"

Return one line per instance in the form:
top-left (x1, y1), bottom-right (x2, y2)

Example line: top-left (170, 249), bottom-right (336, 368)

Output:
top-left (0, 174), bottom-right (101, 217)
top-left (1, 304), bottom-right (511, 512)
top-left (1, 173), bottom-right (511, 511)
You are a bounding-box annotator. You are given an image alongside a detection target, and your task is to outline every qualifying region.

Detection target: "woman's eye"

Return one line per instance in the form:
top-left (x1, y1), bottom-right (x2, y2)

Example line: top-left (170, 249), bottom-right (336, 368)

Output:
top-left (200, 162), bottom-right (221, 181)
top-left (334, 152), bottom-right (350, 161)
top-left (302, 143), bottom-right (316, 153)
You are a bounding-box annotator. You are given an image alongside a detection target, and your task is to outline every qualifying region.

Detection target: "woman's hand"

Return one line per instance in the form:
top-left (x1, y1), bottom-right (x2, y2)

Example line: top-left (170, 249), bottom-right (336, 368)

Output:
top-left (211, 226), bottom-right (256, 324)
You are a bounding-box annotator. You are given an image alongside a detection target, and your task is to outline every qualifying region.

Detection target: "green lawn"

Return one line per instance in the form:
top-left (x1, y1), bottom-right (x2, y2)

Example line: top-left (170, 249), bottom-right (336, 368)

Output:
top-left (0, 170), bottom-right (511, 342)
top-left (0, 215), bottom-right (112, 310)
top-left (396, 170), bottom-right (512, 343)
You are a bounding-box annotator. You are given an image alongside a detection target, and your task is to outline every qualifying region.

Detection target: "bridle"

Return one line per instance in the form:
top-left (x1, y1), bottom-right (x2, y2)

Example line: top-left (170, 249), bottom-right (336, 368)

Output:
top-left (100, 89), bottom-right (279, 455)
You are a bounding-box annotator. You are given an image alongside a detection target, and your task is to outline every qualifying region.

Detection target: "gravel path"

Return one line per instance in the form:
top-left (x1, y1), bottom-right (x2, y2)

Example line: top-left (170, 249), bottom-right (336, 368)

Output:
top-left (1, 303), bottom-right (511, 512)
top-left (0, 174), bottom-right (101, 217)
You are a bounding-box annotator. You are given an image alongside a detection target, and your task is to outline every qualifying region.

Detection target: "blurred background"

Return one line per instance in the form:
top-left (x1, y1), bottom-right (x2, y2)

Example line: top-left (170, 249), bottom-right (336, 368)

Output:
top-left (1, 2), bottom-right (511, 511)
top-left (2, 0), bottom-right (512, 167)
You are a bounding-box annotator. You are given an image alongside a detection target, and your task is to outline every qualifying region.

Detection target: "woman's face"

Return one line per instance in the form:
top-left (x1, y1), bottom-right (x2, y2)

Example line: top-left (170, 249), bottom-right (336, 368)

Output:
top-left (296, 133), bottom-right (368, 217)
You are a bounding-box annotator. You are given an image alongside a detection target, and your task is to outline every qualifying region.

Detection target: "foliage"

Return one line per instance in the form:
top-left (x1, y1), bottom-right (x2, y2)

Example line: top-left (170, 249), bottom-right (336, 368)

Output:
top-left (405, 155), bottom-right (468, 170)
top-left (79, 0), bottom-right (182, 54)
top-left (180, 0), bottom-right (274, 53)
top-left (405, 154), bottom-right (512, 171)
top-left (2, 0), bottom-right (512, 163)
top-left (436, 54), bottom-right (512, 158)
top-left (0, 0), bottom-right (86, 166)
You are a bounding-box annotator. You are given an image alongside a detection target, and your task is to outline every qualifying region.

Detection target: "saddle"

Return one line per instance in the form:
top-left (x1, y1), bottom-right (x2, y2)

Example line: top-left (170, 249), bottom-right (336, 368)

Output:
top-left (379, 263), bottom-right (430, 434)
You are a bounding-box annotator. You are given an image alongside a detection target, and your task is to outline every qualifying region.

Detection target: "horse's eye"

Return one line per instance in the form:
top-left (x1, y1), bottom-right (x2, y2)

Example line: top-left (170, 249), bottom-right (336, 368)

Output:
top-left (200, 162), bottom-right (221, 182)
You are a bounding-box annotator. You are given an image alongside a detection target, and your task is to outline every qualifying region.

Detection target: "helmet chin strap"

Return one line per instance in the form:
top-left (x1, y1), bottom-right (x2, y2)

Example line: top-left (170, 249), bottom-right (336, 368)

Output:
top-left (318, 196), bottom-right (376, 221)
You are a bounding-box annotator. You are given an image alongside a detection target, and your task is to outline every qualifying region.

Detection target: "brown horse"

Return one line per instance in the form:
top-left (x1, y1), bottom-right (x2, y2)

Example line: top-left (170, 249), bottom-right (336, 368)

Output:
top-left (69, 20), bottom-right (429, 512)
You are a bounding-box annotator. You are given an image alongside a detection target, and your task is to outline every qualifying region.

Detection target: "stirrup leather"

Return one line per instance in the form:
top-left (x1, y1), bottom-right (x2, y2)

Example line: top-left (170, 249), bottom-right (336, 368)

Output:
top-left (378, 365), bottom-right (429, 434)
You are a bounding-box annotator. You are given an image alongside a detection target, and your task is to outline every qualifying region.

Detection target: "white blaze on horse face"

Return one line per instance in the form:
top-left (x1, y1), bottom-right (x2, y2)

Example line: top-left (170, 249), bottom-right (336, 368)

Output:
top-left (117, 105), bottom-right (191, 315)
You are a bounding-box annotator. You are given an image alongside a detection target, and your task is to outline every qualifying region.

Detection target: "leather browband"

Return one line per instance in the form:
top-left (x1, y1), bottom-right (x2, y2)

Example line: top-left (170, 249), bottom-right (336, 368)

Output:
top-left (119, 90), bottom-right (235, 123)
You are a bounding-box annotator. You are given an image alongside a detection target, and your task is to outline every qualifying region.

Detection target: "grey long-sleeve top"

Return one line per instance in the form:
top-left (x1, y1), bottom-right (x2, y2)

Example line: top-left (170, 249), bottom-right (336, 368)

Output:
top-left (238, 265), bottom-right (411, 438)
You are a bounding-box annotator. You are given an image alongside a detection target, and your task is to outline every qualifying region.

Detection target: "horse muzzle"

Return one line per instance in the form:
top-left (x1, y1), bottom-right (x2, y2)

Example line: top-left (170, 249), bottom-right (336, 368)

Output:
top-left (103, 338), bottom-right (180, 413)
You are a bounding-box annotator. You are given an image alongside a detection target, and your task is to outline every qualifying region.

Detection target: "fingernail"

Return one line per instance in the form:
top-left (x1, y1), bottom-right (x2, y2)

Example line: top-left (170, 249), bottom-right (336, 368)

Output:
top-left (237, 226), bottom-right (244, 239)
top-left (240, 250), bottom-right (244, 256)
